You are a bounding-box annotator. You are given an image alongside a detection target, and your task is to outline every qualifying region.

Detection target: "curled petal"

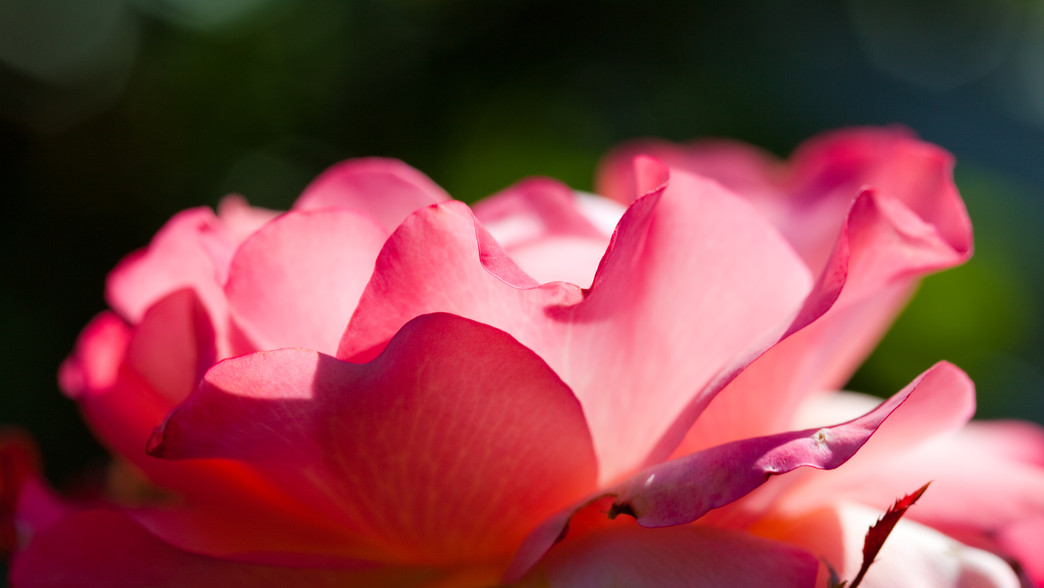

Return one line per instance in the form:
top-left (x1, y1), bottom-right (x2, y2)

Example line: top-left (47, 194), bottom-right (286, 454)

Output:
top-left (293, 157), bottom-right (449, 232)
top-left (608, 362), bottom-right (962, 528)
top-left (150, 313), bottom-right (598, 564)
top-left (779, 389), bottom-right (1044, 562)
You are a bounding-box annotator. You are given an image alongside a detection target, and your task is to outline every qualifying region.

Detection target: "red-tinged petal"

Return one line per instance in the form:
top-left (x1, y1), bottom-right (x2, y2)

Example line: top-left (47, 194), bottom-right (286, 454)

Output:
top-left (56, 291), bottom-right (348, 561)
top-left (9, 509), bottom-right (460, 588)
top-left (72, 290), bottom-right (212, 462)
top-left (473, 178), bottom-right (615, 286)
top-left (105, 208), bottom-right (231, 326)
top-left (339, 160), bottom-right (812, 483)
top-left (513, 521), bottom-right (818, 588)
top-left (607, 362), bottom-right (958, 528)
top-left (224, 209), bottom-right (387, 354)
top-left (150, 313), bottom-right (598, 565)
top-left (293, 157), bottom-right (449, 232)
top-left (753, 503), bottom-right (1021, 588)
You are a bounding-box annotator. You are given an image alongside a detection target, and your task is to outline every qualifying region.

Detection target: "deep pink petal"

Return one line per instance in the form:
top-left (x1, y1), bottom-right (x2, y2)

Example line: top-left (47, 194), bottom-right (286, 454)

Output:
top-left (754, 503), bottom-right (1021, 588)
top-left (292, 158), bottom-right (449, 232)
top-left (608, 362), bottom-right (961, 528)
top-left (224, 209), bottom-right (388, 354)
top-left (150, 313), bottom-right (597, 565)
top-left (515, 521), bottom-right (818, 588)
top-left (997, 517), bottom-right (1044, 587)
top-left (10, 509), bottom-right (457, 588)
top-left (338, 159), bottom-right (812, 483)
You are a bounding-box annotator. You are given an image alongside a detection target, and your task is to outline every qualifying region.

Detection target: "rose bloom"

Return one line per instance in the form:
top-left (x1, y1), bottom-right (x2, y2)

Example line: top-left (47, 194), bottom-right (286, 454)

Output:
top-left (3, 128), bottom-right (1043, 587)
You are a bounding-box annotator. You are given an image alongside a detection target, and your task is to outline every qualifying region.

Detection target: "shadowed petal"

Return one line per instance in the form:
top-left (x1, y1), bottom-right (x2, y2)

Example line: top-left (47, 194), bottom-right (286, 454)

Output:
top-left (150, 313), bottom-right (597, 565)
top-left (224, 209), bottom-right (388, 354)
top-left (10, 509), bottom-right (460, 588)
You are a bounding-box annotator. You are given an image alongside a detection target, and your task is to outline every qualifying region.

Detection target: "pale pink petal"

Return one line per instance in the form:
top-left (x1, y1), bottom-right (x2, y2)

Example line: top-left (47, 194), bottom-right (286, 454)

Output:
top-left (150, 313), bottom-right (597, 565)
top-left (472, 178), bottom-right (613, 286)
top-left (224, 209), bottom-right (388, 354)
top-left (595, 138), bottom-right (780, 207)
top-left (292, 158), bottom-right (449, 232)
top-left (777, 388), bottom-right (1044, 562)
top-left (215, 195), bottom-right (280, 243)
top-left (601, 128), bottom-right (970, 273)
top-left (10, 509), bottom-right (454, 588)
top-left (607, 362), bottom-right (961, 528)
top-left (514, 521), bottom-right (818, 588)
top-left (755, 503), bottom-right (1021, 588)
top-left (602, 131), bottom-right (972, 456)
top-left (105, 208), bottom-right (232, 326)
top-left (675, 181), bottom-right (971, 454)
top-left (338, 159), bottom-right (812, 483)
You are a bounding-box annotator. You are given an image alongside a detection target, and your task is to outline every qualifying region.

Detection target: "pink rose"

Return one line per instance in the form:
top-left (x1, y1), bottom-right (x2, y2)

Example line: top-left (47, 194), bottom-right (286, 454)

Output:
top-left (5, 128), bottom-right (1042, 587)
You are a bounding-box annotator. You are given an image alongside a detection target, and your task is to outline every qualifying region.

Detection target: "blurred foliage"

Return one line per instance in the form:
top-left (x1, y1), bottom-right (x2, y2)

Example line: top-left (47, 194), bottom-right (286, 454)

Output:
top-left (2, 0), bottom-right (1043, 494)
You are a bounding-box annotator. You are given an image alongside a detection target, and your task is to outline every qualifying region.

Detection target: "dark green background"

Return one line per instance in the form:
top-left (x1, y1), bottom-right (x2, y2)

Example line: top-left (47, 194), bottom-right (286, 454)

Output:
top-left (3, 0), bottom-right (1043, 493)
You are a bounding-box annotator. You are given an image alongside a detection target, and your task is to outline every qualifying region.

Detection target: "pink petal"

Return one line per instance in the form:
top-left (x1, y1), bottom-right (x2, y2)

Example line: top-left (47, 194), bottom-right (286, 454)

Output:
top-left (105, 208), bottom-right (232, 327)
top-left (778, 389), bottom-right (1044, 562)
top-left (608, 362), bottom-right (962, 528)
top-left (224, 209), bottom-right (388, 354)
top-left (58, 311), bottom-right (131, 399)
top-left (675, 181), bottom-right (971, 454)
top-left (292, 158), bottom-right (449, 232)
top-left (338, 159), bottom-right (813, 483)
top-left (596, 137), bottom-right (780, 207)
top-left (514, 521), bottom-right (818, 588)
top-left (215, 195), bottom-right (280, 243)
top-left (755, 503), bottom-right (1021, 588)
top-left (601, 131), bottom-right (972, 449)
top-left (996, 517), bottom-right (1044, 587)
top-left (149, 313), bottom-right (597, 565)
top-left (472, 178), bottom-right (614, 286)
top-left (10, 509), bottom-right (457, 588)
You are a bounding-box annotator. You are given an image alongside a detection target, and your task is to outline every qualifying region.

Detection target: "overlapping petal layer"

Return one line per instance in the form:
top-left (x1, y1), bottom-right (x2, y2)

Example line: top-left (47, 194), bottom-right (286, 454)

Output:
top-left (150, 313), bottom-right (598, 565)
top-left (339, 159), bottom-right (812, 483)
